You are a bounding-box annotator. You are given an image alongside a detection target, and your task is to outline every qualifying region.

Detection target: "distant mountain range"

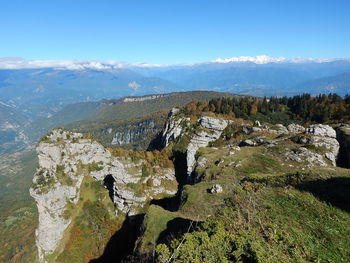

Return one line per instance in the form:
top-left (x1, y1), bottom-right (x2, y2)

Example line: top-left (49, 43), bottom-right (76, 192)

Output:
top-left (1, 56), bottom-right (350, 153)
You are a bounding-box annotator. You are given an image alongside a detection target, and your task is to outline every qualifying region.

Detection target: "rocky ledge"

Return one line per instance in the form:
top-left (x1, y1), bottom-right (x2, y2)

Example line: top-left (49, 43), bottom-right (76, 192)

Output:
top-left (30, 129), bottom-right (177, 262)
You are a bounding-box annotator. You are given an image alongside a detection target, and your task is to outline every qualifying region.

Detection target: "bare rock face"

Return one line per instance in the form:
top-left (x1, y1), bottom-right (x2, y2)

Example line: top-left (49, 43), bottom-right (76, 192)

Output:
top-left (30, 128), bottom-right (177, 262)
top-left (199, 116), bottom-right (228, 131)
top-left (186, 116), bottom-right (228, 175)
top-left (111, 120), bottom-right (156, 146)
top-left (306, 124), bottom-right (337, 138)
top-left (287, 123), bottom-right (305, 134)
top-left (268, 124), bottom-right (289, 135)
top-left (306, 124), bottom-right (339, 166)
top-left (284, 147), bottom-right (327, 167)
top-left (161, 108), bottom-right (189, 148)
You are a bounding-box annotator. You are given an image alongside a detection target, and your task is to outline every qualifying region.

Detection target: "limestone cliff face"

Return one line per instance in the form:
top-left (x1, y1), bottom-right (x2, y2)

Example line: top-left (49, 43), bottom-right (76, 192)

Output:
top-left (186, 116), bottom-right (228, 175)
top-left (111, 120), bottom-right (157, 146)
top-left (306, 124), bottom-right (340, 166)
top-left (30, 129), bottom-right (177, 262)
top-left (160, 110), bottom-right (229, 177)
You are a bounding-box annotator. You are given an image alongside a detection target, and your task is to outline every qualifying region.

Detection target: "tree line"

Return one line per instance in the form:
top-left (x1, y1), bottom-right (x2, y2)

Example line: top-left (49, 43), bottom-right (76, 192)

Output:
top-left (182, 93), bottom-right (350, 124)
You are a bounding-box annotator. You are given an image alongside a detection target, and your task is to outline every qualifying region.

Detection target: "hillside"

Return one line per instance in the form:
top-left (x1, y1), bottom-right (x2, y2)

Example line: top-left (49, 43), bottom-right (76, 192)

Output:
top-left (26, 95), bottom-right (350, 263)
top-left (0, 150), bottom-right (38, 262)
top-left (68, 91), bottom-right (243, 150)
top-left (0, 102), bottom-right (30, 153)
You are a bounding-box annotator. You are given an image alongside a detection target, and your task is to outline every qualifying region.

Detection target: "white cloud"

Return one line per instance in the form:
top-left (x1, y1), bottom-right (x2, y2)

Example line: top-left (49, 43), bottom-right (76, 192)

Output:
top-left (213, 55), bottom-right (340, 64)
top-left (214, 55), bottom-right (287, 64)
top-left (128, 81), bottom-right (141, 91)
top-left (0, 58), bottom-right (128, 70)
top-left (0, 56), bottom-right (345, 70)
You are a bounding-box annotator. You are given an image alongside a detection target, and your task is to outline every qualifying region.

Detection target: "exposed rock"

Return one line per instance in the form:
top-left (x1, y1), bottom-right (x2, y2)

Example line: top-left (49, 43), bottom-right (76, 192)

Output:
top-left (308, 136), bottom-right (339, 166)
top-left (284, 147), bottom-right (327, 167)
top-left (112, 130), bottom-right (136, 145)
top-left (306, 124), bottom-right (336, 138)
top-left (256, 138), bottom-right (265, 144)
top-left (186, 116), bottom-right (228, 175)
top-left (254, 120), bottom-right (261, 127)
top-left (199, 116), bottom-right (228, 131)
top-left (197, 156), bottom-right (209, 167)
top-left (252, 127), bottom-right (262, 133)
top-left (30, 128), bottom-right (177, 262)
top-left (231, 146), bottom-right (241, 151)
top-left (239, 139), bottom-right (256, 147)
top-left (287, 123), bottom-right (305, 134)
top-left (209, 184), bottom-right (223, 194)
top-left (161, 116), bottom-right (189, 148)
top-left (169, 107), bottom-right (180, 117)
top-left (229, 146), bottom-right (241, 155)
top-left (111, 120), bottom-right (156, 146)
top-left (215, 159), bottom-right (224, 166)
top-left (268, 124), bottom-right (288, 135)
top-left (297, 136), bottom-right (309, 144)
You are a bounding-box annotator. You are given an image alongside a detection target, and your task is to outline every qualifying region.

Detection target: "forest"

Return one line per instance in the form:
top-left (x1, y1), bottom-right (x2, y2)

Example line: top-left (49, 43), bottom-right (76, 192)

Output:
top-left (182, 93), bottom-right (350, 124)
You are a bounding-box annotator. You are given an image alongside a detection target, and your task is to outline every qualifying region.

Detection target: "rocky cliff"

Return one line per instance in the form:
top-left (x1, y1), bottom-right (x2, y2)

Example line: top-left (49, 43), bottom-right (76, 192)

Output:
top-left (160, 112), bottom-right (340, 182)
top-left (30, 129), bottom-right (177, 262)
top-left (30, 109), bottom-right (345, 262)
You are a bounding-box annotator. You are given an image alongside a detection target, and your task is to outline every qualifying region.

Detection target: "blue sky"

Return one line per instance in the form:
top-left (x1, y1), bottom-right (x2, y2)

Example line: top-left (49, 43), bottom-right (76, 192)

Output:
top-left (1, 0), bottom-right (349, 64)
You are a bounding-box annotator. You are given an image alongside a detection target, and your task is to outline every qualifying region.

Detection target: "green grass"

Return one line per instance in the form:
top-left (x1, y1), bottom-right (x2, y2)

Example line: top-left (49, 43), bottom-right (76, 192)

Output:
top-left (155, 173), bottom-right (350, 263)
top-left (137, 205), bottom-right (177, 254)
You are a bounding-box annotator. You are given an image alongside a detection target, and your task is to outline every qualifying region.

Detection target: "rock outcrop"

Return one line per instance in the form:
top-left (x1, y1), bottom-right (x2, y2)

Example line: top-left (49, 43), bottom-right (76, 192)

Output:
top-left (30, 129), bottom-right (177, 262)
top-left (110, 120), bottom-right (157, 146)
top-left (160, 108), bottom-right (189, 147)
top-left (186, 116), bottom-right (228, 176)
top-left (287, 123), bottom-right (305, 134)
top-left (306, 124), bottom-right (339, 166)
top-left (306, 124), bottom-right (337, 138)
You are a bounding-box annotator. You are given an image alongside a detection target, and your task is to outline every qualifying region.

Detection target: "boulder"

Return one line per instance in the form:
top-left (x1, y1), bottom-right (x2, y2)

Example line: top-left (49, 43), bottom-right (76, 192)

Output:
top-left (199, 116), bottom-right (228, 131)
top-left (306, 124), bottom-right (336, 138)
top-left (209, 184), bottom-right (223, 194)
top-left (284, 147), bottom-right (327, 167)
top-left (252, 127), bottom-right (262, 133)
top-left (239, 139), bottom-right (256, 147)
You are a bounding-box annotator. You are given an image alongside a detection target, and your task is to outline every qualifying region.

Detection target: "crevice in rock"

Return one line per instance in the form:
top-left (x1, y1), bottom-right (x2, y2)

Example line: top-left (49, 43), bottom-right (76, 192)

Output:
top-left (336, 127), bottom-right (350, 168)
top-left (103, 174), bottom-right (115, 201)
top-left (150, 150), bottom-right (189, 212)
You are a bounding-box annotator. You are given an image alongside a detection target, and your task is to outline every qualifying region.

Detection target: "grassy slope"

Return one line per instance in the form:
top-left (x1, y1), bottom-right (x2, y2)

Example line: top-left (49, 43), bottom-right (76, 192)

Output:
top-left (137, 119), bottom-right (350, 262)
top-left (79, 91), bottom-right (240, 124)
